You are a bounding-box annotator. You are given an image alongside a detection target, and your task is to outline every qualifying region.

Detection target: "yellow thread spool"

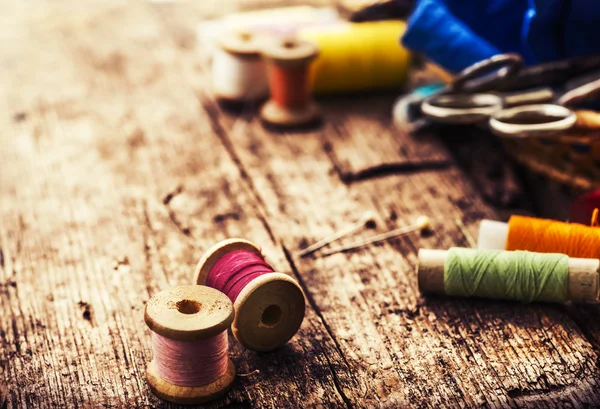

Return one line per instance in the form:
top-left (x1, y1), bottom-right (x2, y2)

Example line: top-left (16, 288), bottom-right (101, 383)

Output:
top-left (298, 21), bottom-right (412, 94)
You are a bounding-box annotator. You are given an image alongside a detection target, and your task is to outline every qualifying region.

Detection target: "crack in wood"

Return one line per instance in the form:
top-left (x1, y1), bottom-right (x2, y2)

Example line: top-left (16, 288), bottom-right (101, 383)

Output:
top-left (339, 161), bottom-right (453, 184)
top-left (281, 244), bottom-right (355, 408)
top-left (0, 383), bottom-right (7, 409)
top-left (161, 184), bottom-right (183, 205)
top-left (161, 186), bottom-right (193, 238)
top-left (212, 212), bottom-right (241, 223)
top-left (562, 304), bottom-right (600, 359)
top-left (201, 101), bottom-right (270, 214)
top-left (141, 201), bottom-right (158, 296)
top-left (77, 301), bottom-right (94, 325)
top-left (166, 208), bottom-right (192, 237)
top-left (506, 381), bottom-right (585, 403)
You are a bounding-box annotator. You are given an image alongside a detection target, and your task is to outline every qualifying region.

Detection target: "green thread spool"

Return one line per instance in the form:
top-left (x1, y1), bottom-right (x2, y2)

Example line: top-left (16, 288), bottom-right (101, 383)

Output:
top-left (446, 248), bottom-right (568, 302)
top-left (418, 247), bottom-right (599, 303)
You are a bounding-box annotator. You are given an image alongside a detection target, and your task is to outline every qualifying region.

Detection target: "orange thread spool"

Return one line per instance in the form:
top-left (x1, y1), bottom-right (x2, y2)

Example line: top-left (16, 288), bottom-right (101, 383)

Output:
top-left (260, 38), bottom-right (321, 127)
top-left (268, 63), bottom-right (310, 108)
top-left (506, 215), bottom-right (600, 259)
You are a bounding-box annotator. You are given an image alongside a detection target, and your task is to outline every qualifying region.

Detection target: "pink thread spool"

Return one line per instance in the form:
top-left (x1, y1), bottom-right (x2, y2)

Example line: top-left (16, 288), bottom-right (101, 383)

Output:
top-left (144, 285), bottom-right (236, 404)
top-left (194, 238), bottom-right (306, 351)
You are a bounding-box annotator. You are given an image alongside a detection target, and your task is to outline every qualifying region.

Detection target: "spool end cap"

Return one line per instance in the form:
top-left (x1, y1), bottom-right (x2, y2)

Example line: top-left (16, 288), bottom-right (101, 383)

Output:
top-left (145, 285), bottom-right (234, 341)
top-left (261, 38), bottom-right (318, 65)
top-left (219, 30), bottom-right (263, 57)
top-left (260, 100), bottom-right (321, 128)
top-left (233, 272), bottom-right (306, 351)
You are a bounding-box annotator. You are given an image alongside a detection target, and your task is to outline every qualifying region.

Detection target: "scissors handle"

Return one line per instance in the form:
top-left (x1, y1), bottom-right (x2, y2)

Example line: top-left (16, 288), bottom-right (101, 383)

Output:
top-left (451, 54), bottom-right (523, 93)
top-left (497, 55), bottom-right (600, 91)
top-left (558, 71), bottom-right (600, 107)
top-left (502, 87), bottom-right (555, 107)
top-left (421, 93), bottom-right (503, 124)
top-left (489, 104), bottom-right (576, 138)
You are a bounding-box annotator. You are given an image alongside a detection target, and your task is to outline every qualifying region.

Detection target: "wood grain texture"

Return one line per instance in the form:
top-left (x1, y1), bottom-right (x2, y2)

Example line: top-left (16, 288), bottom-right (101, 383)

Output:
top-left (1, 1), bottom-right (600, 408)
top-left (322, 95), bottom-right (451, 181)
top-left (0, 3), bottom-right (349, 408)
top-left (215, 111), bottom-right (600, 408)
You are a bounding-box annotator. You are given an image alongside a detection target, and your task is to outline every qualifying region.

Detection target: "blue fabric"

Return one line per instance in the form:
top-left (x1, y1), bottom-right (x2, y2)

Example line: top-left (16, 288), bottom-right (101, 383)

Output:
top-left (402, 0), bottom-right (501, 73)
top-left (525, 0), bottom-right (600, 61)
top-left (402, 0), bottom-right (600, 73)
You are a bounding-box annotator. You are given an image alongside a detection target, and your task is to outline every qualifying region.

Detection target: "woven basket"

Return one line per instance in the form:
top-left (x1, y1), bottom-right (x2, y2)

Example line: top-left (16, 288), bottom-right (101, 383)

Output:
top-left (500, 110), bottom-right (600, 191)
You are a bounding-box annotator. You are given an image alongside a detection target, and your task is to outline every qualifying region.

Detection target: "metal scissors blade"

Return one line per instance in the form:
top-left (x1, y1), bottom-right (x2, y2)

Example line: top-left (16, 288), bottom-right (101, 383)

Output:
top-left (399, 54), bottom-right (523, 129)
top-left (489, 68), bottom-right (600, 138)
top-left (421, 87), bottom-right (556, 125)
top-left (449, 53), bottom-right (523, 93)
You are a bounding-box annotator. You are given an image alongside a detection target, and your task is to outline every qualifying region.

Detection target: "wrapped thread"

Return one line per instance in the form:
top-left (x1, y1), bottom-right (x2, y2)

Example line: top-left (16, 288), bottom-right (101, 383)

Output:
top-left (506, 215), bottom-right (600, 259)
top-left (445, 248), bottom-right (569, 303)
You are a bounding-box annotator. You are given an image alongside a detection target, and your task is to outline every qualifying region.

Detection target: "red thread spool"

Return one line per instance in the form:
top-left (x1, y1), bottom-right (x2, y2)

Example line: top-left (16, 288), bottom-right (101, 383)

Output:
top-left (145, 285), bottom-right (236, 404)
top-left (194, 238), bottom-right (306, 351)
top-left (260, 38), bottom-right (321, 127)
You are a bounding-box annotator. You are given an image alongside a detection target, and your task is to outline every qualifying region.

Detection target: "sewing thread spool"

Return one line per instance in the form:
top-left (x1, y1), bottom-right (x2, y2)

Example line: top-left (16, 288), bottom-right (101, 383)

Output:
top-left (145, 285), bottom-right (235, 404)
top-left (194, 239), bottom-right (306, 351)
top-left (212, 31), bottom-right (269, 104)
top-left (418, 248), bottom-right (599, 302)
top-left (298, 21), bottom-right (412, 94)
top-left (260, 38), bottom-right (321, 128)
top-left (477, 216), bottom-right (600, 259)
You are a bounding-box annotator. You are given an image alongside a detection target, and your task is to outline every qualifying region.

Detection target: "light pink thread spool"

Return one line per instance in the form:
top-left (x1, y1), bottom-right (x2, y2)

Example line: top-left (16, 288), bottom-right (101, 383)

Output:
top-left (145, 285), bottom-right (235, 404)
top-left (194, 238), bottom-right (306, 352)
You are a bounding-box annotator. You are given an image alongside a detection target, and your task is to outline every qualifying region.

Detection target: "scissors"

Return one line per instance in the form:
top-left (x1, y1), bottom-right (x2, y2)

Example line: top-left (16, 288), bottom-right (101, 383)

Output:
top-left (419, 53), bottom-right (600, 137)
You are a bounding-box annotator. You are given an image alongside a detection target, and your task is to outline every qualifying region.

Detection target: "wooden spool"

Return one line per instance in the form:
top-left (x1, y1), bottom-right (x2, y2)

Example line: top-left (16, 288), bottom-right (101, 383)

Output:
top-left (260, 38), bottom-right (321, 128)
top-left (220, 30), bottom-right (262, 59)
top-left (144, 285), bottom-right (236, 404)
top-left (213, 30), bottom-right (268, 104)
top-left (418, 248), bottom-right (600, 302)
top-left (194, 238), bottom-right (306, 351)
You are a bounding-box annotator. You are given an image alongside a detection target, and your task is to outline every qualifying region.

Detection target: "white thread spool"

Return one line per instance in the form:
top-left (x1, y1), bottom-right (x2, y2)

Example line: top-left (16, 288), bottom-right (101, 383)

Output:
top-left (477, 219), bottom-right (509, 250)
top-left (212, 31), bottom-right (269, 103)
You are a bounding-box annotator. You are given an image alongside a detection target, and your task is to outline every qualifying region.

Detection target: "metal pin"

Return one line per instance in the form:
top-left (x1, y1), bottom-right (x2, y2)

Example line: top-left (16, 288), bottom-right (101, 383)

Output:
top-left (298, 211), bottom-right (376, 258)
top-left (319, 215), bottom-right (431, 257)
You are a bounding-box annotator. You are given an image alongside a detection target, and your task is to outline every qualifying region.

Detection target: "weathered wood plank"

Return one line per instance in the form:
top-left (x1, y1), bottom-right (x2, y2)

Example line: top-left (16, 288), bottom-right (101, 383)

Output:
top-left (435, 125), bottom-right (532, 215)
top-left (322, 95), bottom-right (451, 181)
top-left (153, 0), bottom-right (450, 182)
top-left (3, 0), bottom-right (600, 408)
top-left (211, 111), bottom-right (600, 407)
top-left (0, 3), bottom-right (352, 408)
top-left (152, 1), bottom-right (600, 407)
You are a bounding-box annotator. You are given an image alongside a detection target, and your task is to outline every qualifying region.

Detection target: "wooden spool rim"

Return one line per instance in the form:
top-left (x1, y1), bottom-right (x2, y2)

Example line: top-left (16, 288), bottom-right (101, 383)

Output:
top-left (417, 248), bottom-right (446, 294)
top-left (232, 271), bottom-right (306, 351)
top-left (260, 100), bottom-right (321, 127)
top-left (144, 285), bottom-right (234, 341)
top-left (261, 38), bottom-right (318, 66)
top-left (146, 359), bottom-right (236, 404)
top-left (219, 30), bottom-right (263, 58)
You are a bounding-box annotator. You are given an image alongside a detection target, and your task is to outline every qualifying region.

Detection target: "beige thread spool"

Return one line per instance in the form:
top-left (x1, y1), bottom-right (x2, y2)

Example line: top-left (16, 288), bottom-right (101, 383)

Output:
top-left (145, 285), bottom-right (236, 404)
top-left (418, 248), bottom-right (599, 302)
top-left (194, 238), bottom-right (306, 351)
top-left (212, 30), bottom-right (269, 104)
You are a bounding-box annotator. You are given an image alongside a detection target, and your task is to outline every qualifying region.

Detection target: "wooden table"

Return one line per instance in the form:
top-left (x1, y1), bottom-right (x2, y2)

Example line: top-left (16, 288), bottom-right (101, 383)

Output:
top-left (1, 1), bottom-right (599, 408)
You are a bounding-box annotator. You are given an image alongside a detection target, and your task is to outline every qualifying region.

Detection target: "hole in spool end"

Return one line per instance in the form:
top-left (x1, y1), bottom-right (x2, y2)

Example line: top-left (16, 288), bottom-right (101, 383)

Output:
top-left (238, 32), bottom-right (253, 42)
top-left (176, 299), bottom-right (202, 315)
top-left (261, 304), bottom-right (283, 327)
top-left (282, 40), bottom-right (297, 49)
